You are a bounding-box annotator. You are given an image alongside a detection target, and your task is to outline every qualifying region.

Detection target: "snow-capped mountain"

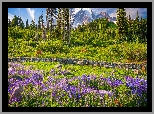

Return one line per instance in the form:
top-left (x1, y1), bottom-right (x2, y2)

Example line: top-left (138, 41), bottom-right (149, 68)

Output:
top-left (70, 8), bottom-right (117, 28)
top-left (72, 8), bottom-right (93, 27)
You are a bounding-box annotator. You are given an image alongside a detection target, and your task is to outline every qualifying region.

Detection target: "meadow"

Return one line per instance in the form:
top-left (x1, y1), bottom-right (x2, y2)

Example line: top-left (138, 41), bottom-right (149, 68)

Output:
top-left (8, 11), bottom-right (147, 107)
top-left (8, 61), bottom-right (147, 107)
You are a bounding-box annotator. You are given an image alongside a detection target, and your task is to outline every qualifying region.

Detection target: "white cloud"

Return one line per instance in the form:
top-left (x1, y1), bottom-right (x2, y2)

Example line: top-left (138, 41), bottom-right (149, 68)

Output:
top-left (8, 13), bottom-right (14, 21)
top-left (26, 8), bottom-right (35, 20)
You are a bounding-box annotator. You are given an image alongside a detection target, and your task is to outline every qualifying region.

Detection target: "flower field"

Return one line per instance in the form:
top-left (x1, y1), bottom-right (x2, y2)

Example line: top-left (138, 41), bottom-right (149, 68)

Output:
top-left (7, 8), bottom-right (148, 107)
top-left (8, 61), bottom-right (147, 107)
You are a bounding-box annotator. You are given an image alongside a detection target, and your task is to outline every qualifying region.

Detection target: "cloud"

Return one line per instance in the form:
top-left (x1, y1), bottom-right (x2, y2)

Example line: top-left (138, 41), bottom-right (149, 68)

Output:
top-left (8, 13), bottom-right (14, 21)
top-left (26, 8), bottom-right (35, 20)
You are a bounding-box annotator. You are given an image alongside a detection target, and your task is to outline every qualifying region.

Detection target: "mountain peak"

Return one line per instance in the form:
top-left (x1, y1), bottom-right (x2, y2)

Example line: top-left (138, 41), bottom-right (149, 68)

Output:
top-left (71, 8), bottom-right (116, 27)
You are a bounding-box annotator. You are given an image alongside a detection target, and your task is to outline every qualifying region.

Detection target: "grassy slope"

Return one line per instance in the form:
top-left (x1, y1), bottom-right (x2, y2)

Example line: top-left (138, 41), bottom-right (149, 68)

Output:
top-left (8, 22), bottom-right (147, 64)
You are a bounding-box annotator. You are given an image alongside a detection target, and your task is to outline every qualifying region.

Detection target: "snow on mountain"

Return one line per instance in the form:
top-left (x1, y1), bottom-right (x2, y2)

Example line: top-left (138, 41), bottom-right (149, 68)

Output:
top-left (70, 8), bottom-right (117, 28)
top-left (82, 8), bottom-right (93, 19)
top-left (71, 8), bottom-right (94, 27)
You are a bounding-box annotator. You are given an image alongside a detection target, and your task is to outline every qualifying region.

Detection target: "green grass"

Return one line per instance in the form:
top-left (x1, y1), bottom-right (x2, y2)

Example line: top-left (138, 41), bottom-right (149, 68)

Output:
top-left (8, 38), bottom-right (147, 64)
top-left (22, 61), bottom-right (147, 79)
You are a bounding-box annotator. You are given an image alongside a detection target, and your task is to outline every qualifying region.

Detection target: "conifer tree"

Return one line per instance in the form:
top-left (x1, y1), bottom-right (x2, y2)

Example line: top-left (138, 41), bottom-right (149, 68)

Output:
top-left (116, 8), bottom-right (128, 41)
top-left (127, 13), bottom-right (133, 41)
top-left (26, 19), bottom-right (29, 29)
top-left (46, 8), bottom-right (58, 39)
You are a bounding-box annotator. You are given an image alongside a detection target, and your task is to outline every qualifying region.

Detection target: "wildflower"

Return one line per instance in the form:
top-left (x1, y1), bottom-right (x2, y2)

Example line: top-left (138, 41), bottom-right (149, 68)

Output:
top-left (18, 69), bottom-right (25, 75)
top-left (31, 73), bottom-right (43, 83)
top-left (98, 90), bottom-right (114, 97)
top-left (25, 69), bottom-right (32, 76)
top-left (114, 99), bottom-right (119, 104)
top-left (8, 67), bottom-right (16, 75)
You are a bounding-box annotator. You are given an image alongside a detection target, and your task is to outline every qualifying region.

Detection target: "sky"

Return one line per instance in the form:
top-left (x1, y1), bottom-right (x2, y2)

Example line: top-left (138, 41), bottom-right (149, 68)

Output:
top-left (8, 8), bottom-right (147, 27)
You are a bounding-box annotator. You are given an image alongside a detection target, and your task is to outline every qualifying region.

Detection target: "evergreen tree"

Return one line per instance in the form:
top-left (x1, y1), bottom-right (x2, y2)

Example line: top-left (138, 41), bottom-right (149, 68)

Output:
top-left (30, 19), bottom-right (36, 29)
top-left (127, 13), bottom-right (133, 42)
top-left (26, 19), bottom-right (29, 28)
top-left (134, 11), bottom-right (140, 36)
top-left (46, 8), bottom-right (58, 39)
top-left (116, 8), bottom-right (128, 41)
top-left (38, 16), bottom-right (42, 29)
top-left (142, 18), bottom-right (147, 43)
top-left (10, 15), bottom-right (25, 28)
top-left (19, 17), bottom-right (24, 29)
top-left (11, 15), bottom-right (19, 27)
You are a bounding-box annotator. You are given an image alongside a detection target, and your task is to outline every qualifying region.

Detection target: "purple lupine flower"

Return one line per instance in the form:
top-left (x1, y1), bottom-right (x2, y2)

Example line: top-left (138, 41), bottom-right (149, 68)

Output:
top-left (8, 78), bottom-right (16, 84)
top-left (82, 74), bottom-right (87, 80)
top-left (8, 67), bottom-right (16, 75)
top-left (125, 76), bottom-right (147, 99)
top-left (48, 76), bottom-right (54, 83)
top-left (87, 75), bottom-right (91, 81)
top-left (136, 89), bottom-right (143, 97)
top-left (81, 87), bottom-right (92, 95)
top-left (113, 79), bottom-right (124, 87)
top-left (9, 97), bottom-right (22, 104)
top-left (23, 78), bottom-right (33, 85)
top-left (77, 93), bottom-right (81, 100)
top-left (131, 89), bottom-right (137, 94)
top-left (25, 69), bottom-right (32, 76)
top-left (106, 77), bottom-right (114, 86)
top-left (82, 88), bottom-right (88, 95)
top-left (52, 92), bottom-right (56, 97)
top-left (18, 69), bottom-right (25, 75)
top-left (70, 86), bottom-right (77, 98)
top-left (95, 90), bottom-right (114, 97)
top-left (69, 92), bottom-right (72, 98)
top-left (31, 73), bottom-right (43, 83)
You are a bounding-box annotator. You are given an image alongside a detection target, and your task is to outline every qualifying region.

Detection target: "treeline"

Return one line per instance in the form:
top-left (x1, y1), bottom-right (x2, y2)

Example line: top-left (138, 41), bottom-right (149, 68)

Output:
top-left (72, 8), bottom-right (147, 44)
top-left (8, 8), bottom-right (147, 45)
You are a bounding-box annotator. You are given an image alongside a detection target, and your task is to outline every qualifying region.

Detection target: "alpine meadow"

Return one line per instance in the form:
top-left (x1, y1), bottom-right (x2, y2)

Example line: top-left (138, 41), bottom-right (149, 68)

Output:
top-left (8, 8), bottom-right (147, 107)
